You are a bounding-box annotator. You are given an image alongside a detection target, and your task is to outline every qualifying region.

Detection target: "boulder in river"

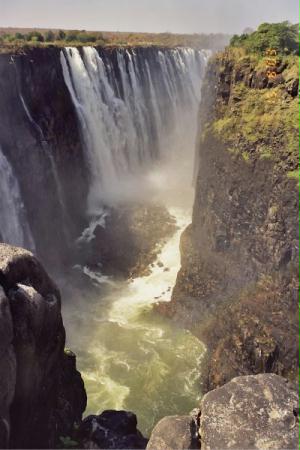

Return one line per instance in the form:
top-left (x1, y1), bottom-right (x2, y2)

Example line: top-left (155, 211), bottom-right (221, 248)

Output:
top-left (77, 410), bottom-right (148, 449)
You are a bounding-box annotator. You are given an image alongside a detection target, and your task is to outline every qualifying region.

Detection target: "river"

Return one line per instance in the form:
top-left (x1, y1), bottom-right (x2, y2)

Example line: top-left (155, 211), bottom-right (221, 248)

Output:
top-left (62, 204), bottom-right (205, 436)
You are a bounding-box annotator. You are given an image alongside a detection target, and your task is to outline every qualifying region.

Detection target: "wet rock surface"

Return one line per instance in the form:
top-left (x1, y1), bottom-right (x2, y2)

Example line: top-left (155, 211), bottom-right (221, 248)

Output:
top-left (200, 374), bottom-right (299, 450)
top-left (77, 410), bottom-right (148, 449)
top-left (79, 203), bottom-right (177, 279)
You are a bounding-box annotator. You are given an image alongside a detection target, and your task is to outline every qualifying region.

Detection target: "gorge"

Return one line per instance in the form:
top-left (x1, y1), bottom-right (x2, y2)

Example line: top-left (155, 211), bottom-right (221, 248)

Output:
top-left (0, 44), bottom-right (210, 445)
top-left (0, 23), bottom-right (299, 450)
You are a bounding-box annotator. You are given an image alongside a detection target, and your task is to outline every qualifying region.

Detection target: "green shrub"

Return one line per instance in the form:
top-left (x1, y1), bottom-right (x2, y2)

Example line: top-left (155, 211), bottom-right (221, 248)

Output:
top-left (230, 22), bottom-right (299, 55)
top-left (15, 32), bottom-right (25, 40)
top-left (26, 31), bottom-right (44, 42)
top-left (44, 30), bottom-right (55, 42)
top-left (65, 30), bottom-right (80, 42)
top-left (57, 29), bottom-right (66, 40)
top-left (77, 33), bottom-right (97, 43)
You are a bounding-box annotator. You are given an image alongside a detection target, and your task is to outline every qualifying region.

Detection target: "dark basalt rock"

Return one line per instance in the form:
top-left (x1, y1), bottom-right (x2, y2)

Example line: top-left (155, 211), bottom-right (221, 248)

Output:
top-left (0, 244), bottom-right (86, 449)
top-left (0, 48), bottom-right (88, 267)
top-left (0, 286), bottom-right (16, 449)
top-left (78, 204), bottom-right (177, 279)
top-left (77, 411), bottom-right (148, 449)
top-left (162, 51), bottom-right (299, 391)
top-left (0, 243), bottom-right (60, 300)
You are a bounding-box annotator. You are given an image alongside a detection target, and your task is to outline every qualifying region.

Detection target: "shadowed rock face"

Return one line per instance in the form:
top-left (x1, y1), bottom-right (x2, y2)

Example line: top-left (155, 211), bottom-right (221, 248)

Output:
top-left (79, 204), bottom-right (177, 279)
top-left (0, 286), bottom-right (16, 449)
top-left (160, 51), bottom-right (299, 390)
top-left (0, 243), bottom-right (86, 449)
top-left (77, 410), bottom-right (148, 449)
top-left (0, 48), bottom-right (88, 267)
top-left (200, 374), bottom-right (299, 450)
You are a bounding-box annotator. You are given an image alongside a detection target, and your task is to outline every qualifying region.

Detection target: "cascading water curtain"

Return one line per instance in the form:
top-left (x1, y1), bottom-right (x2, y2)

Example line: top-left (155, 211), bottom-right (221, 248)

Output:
top-left (61, 47), bottom-right (210, 210)
top-left (0, 146), bottom-right (35, 251)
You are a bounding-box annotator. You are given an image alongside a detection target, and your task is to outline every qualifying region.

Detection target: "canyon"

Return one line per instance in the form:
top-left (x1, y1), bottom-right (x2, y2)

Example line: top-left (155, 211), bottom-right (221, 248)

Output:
top-left (0, 32), bottom-right (299, 450)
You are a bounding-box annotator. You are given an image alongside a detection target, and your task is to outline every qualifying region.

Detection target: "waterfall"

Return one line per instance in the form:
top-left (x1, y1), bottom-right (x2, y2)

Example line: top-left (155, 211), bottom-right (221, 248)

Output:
top-left (0, 146), bottom-right (35, 251)
top-left (61, 47), bottom-right (210, 211)
top-left (19, 93), bottom-right (70, 240)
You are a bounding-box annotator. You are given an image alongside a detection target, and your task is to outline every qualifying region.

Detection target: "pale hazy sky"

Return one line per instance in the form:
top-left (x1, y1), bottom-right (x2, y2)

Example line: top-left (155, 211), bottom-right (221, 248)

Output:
top-left (0, 0), bottom-right (298, 34)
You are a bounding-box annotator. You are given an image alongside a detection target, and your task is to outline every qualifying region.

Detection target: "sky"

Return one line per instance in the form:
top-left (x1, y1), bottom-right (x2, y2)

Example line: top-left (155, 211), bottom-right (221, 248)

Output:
top-left (0, 0), bottom-right (298, 34)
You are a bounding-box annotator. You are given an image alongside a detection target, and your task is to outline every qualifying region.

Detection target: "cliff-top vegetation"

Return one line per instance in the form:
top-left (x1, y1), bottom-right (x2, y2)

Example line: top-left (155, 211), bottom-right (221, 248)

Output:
top-left (0, 27), bottom-right (230, 53)
top-left (209, 22), bottom-right (299, 179)
top-left (230, 21), bottom-right (298, 55)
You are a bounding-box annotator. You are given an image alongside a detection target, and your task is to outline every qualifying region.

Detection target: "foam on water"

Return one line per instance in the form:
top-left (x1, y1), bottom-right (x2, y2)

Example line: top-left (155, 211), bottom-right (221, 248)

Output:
top-left (60, 45), bottom-right (209, 436)
top-left (63, 206), bottom-right (206, 436)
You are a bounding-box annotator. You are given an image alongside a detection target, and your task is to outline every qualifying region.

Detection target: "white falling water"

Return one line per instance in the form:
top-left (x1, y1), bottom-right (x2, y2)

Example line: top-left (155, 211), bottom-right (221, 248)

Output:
top-left (0, 146), bottom-right (35, 250)
top-left (61, 47), bottom-right (210, 212)
top-left (62, 48), bottom-right (211, 433)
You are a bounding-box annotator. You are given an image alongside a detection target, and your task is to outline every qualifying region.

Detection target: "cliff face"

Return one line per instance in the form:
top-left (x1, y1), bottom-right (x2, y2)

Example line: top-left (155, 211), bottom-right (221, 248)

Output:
top-left (0, 48), bottom-right (88, 266)
top-left (0, 45), bottom-right (206, 271)
top-left (0, 243), bottom-right (86, 449)
top-left (166, 49), bottom-right (299, 389)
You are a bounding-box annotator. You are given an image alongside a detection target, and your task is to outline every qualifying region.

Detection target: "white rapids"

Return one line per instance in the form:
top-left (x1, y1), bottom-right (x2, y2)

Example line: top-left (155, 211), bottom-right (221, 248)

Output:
top-left (59, 45), bottom-right (210, 436)
top-left (63, 204), bottom-right (206, 436)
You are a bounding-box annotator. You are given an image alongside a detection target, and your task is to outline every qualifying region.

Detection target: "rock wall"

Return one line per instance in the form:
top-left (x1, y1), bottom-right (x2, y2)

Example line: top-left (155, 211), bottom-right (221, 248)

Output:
top-left (0, 48), bottom-right (89, 267)
top-left (0, 243), bottom-right (86, 449)
top-left (163, 48), bottom-right (299, 390)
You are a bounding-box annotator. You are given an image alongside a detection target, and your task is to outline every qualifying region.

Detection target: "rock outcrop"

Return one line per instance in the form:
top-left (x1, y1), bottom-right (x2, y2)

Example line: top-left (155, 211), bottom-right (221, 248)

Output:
top-left (78, 203), bottom-right (177, 279)
top-left (77, 410), bottom-right (148, 449)
top-left (147, 374), bottom-right (299, 450)
top-left (146, 411), bottom-right (200, 450)
top-left (200, 374), bottom-right (299, 450)
top-left (0, 243), bottom-right (86, 449)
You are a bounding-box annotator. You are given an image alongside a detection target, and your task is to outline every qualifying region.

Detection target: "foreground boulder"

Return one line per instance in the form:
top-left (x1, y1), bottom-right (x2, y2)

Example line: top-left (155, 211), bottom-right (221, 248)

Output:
top-left (200, 374), bottom-right (299, 450)
top-left (0, 243), bottom-right (86, 449)
top-left (77, 410), bottom-right (148, 449)
top-left (146, 411), bottom-right (200, 450)
top-left (147, 374), bottom-right (298, 450)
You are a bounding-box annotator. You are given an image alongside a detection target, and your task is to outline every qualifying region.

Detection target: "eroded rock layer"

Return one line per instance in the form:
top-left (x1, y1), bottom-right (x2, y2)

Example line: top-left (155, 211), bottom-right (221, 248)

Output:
top-left (162, 48), bottom-right (299, 389)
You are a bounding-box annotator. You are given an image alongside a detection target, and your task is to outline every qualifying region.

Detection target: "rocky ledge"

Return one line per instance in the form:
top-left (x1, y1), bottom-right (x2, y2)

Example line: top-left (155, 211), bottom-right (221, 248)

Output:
top-left (147, 374), bottom-right (299, 450)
